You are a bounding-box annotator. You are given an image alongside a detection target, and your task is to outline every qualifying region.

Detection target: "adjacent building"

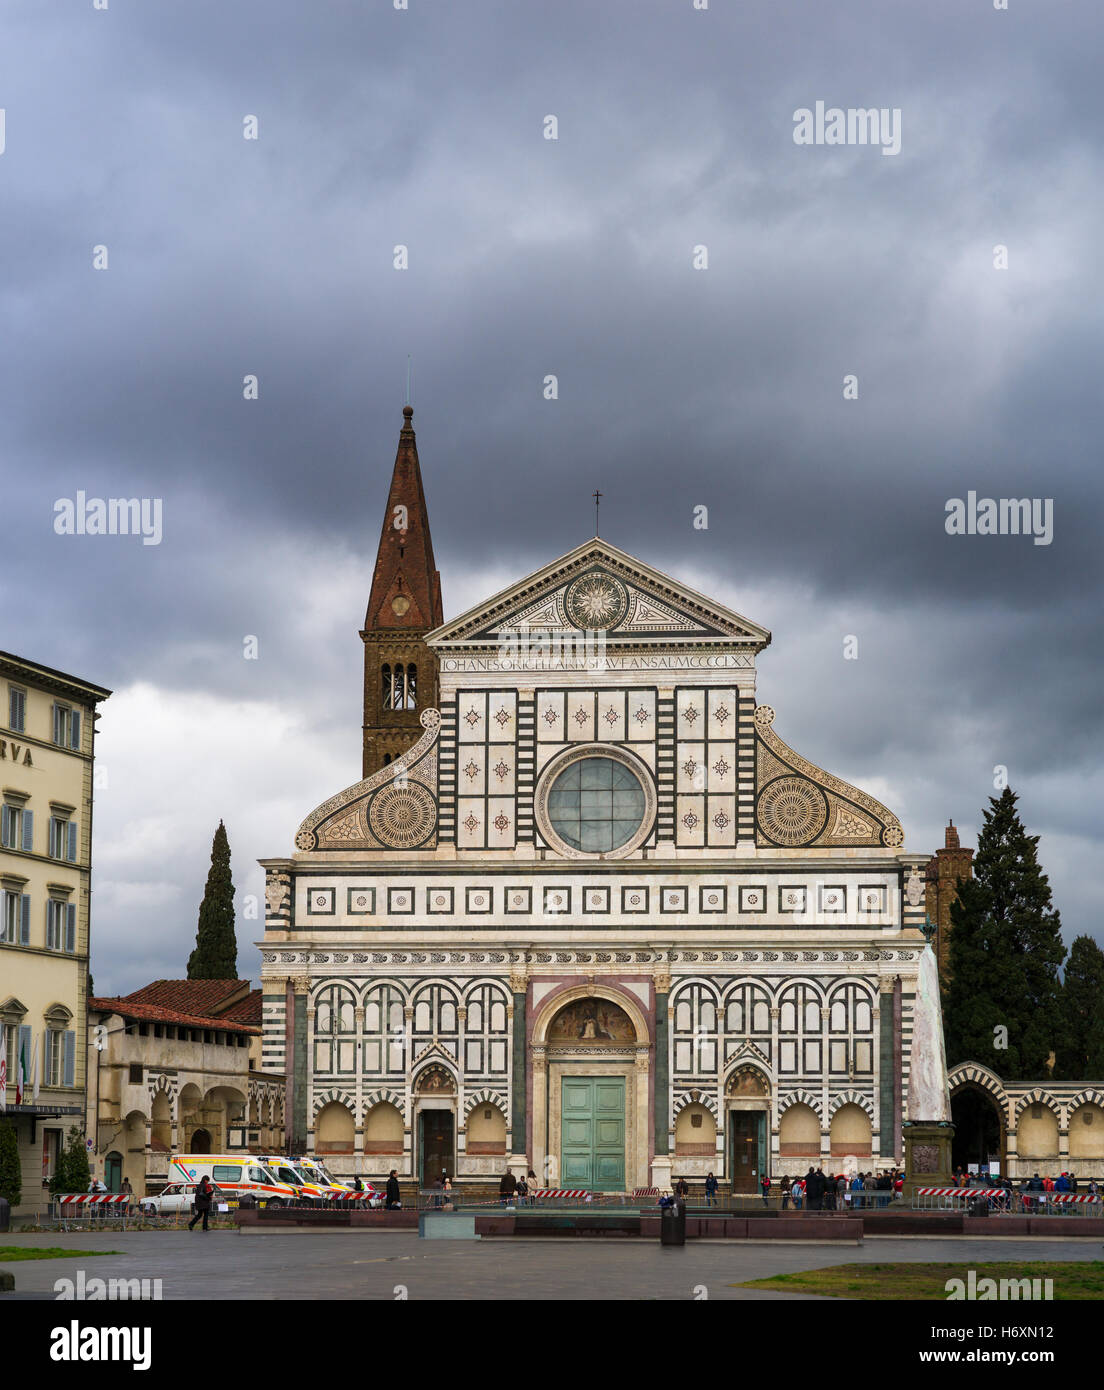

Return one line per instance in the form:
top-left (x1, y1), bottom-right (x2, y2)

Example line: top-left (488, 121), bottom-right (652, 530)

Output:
top-left (86, 979), bottom-right (284, 1195)
top-left (258, 410), bottom-right (932, 1193)
top-left (0, 651), bottom-right (110, 1216)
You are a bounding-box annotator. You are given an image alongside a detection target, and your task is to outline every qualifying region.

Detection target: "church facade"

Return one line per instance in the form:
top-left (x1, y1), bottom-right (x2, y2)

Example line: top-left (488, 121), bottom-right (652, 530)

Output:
top-left (259, 411), bottom-right (931, 1191)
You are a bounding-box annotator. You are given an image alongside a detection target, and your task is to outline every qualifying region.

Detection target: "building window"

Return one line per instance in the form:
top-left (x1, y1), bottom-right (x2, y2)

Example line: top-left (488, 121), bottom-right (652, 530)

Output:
top-left (0, 803), bottom-right (32, 853)
top-left (545, 755), bottom-right (647, 853)
top-left (46, 899), bottom-right (76, 952)
top-left (671, 982), bottom-right (718, 1075)
top-left (463, 982), bottom-right (510, 1076)
top-left (8, 687), bottom-right (26, 733)
top-left (46, 1029), bottom-right (64, 1087)
top-left (129, 1064), bottom-right (143, 1084)
top-left (363, 983), bottom-right (406, 1076)
top-left (778, 982), bottom-right (824, 1075)
top-left (1, 890), bottom-right (30, 945)
top-left (48, 816), bottom-right (78, 862)
top-left (313, 984), bottom-right (356, 1076)
top-left (52, 704), bottom-right (82, 750)
top-left (382, 663), bottom-right (417, 712)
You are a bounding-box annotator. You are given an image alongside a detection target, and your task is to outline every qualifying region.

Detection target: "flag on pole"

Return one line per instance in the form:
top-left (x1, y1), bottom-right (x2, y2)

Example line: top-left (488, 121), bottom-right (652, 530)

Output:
top-left (31, 1030), bottom-right (40, 1103)
top-left (15, 1032), bottom-right (27, 1107)
top-left (0, 1027), bottom-right (7, 1112)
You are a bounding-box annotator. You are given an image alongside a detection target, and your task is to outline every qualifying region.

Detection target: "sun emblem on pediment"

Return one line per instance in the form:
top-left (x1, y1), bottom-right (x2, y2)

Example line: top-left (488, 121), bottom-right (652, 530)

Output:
top-left (564, 571), bottom-right (628, 631)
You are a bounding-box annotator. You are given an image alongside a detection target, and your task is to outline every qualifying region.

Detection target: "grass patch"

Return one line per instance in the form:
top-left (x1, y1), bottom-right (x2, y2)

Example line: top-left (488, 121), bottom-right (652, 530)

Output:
top-left (734, 1262), bottom-right (1104, 1300)
top-left (0, 1247), bottom-right (121, 1263)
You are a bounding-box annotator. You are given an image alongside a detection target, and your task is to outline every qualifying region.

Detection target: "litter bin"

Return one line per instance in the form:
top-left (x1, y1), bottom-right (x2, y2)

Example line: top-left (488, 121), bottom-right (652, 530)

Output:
top-left (967, 1198), bottom-right (989, 1217)
top-left (660, 1198), bottom-right (686, 1247)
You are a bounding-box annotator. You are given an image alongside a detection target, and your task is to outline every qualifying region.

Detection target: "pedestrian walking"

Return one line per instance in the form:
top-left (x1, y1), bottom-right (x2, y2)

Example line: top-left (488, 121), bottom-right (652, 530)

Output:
top-left (385, 1169), bottom-right (401, 1210)
top-left (779, 1174), bottom-right (791, 1210)
top-left (188, 1175), bottom-right (214, 1232)
top-left (499, 1170), bottom-right (517, 1206)
top-left (675, 1176), bottom-right (689, 1201)
top-left (791, 1176), bottom-right (804, 1210)
top-left (704, 1172), bottom-right (718, 1208)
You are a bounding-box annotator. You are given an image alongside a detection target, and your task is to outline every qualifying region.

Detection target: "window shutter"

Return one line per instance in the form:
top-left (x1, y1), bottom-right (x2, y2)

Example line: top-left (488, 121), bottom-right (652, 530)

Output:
top-left (66, 903), bottom-right (76, 953)
top-left (21, 809), bottom-right (33, 853)
top-left (64, 1031), bottom-right (76, 1087)
top-left (0, 806), bottom-right (9, 847)
top-left (70, 710), bottom-right (81, 750)
top-left (53, 703), bottom-right (62, 744)
top-left (43, 1029), bottom-right (53, 1081)
top-left (67, 821), bottom-right (78, 862)
top-left (20, 894), bottom-right (30, 945)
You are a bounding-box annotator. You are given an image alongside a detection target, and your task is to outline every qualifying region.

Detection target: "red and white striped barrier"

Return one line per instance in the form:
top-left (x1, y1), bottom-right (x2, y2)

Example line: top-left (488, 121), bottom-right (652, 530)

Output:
top-left (532, 1189), bottom-right (590, 1199)
top-left (326, 1190), bottom-right (375, 1202)
top-left (57, 1194), bottom-right (131, 1206)
top-left (915, 1187), bottom-right (1004, 1198)
top-left (1050, 1194), bottom-right (1101, 1204)
top-left (633, 1187), bottom-right (661, 1198)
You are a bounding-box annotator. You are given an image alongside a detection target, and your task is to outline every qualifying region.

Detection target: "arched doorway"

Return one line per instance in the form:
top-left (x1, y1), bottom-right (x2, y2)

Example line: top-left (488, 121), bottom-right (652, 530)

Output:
top-left (725, 1066), bottom-right (770, 1193)
top-left (190, 1128), bottom-right (212, 1155)
top-left (104, 1151), bottom-right (123, 1192)
top-left (951, 1085), bottom-right (1005, 1173)
top-left (533, 991), bottom-right (648, 1192)
top-left (414, 1064), bottom-right (456, 1185)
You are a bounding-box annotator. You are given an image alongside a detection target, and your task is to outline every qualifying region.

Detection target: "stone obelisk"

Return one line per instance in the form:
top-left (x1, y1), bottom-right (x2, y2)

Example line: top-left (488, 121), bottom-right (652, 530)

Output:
top-left (902, 916), bottom-right (956, 1194)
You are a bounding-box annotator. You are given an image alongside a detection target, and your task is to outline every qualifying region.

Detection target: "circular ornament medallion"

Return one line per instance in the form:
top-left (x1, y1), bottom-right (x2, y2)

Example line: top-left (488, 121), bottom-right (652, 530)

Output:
top-left (564, 571), bottom-right (628, 631)
top-left (368, 783), bottom-right (436, 848)
top-left (757, 775), bottom-right (828, 846)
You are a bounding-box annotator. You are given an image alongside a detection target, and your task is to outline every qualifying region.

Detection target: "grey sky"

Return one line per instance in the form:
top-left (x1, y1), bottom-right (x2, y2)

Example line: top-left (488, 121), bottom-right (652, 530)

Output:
top-left (2, 1), bottom-right (1099, 992)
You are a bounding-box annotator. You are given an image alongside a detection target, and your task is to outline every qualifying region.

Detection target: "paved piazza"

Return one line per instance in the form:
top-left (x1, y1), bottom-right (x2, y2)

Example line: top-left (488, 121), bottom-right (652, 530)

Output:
top-left (2, 1231), bottom-right (1099, 1301)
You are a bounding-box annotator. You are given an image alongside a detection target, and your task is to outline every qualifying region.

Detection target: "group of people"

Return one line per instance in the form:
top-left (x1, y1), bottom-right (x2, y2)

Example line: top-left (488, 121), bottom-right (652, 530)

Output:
top-left (691, 1168), bottom-right (905, 1209)
top-left (498, 1169), bottom-right (539, 1205)
top-left (949, 1167), bottom-right (1100, 1210)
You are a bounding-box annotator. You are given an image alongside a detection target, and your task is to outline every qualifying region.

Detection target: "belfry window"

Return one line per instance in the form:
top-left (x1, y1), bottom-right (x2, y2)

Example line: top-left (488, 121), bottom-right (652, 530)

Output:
top-left (381, 663), bottom-right (417, 711)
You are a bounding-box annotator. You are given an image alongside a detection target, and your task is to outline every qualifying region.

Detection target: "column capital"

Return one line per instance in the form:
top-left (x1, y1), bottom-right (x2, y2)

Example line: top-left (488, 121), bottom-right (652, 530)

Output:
top-left (291, 975), bottom-right (311, 996)
top-left (653, 970), bottom-right (672, 995)
top-left (509, 970), bottom-right (529, 995)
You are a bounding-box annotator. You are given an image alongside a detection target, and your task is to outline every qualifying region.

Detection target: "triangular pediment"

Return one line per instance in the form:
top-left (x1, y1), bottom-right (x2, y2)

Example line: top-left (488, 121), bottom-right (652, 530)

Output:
top-left (426, 539), bottom-right (771, 649)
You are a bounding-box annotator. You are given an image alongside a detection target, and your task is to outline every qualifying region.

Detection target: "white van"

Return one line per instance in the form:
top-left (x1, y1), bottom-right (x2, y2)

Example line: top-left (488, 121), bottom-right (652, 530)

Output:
top-left (170, 1155), bottom-right (302, 1207)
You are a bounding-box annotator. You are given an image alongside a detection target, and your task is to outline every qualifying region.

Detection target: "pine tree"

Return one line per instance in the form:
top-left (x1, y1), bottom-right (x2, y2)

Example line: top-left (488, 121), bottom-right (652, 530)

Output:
top-left (942, 787), bottom-right (1065, 1080)
top-left (0, 1119), bottom-right (21, 1209)
top-left (1056, 935), bottom-right (1104, 1080)
top-left (50, 1126), bottom-right (91, 1195)
top-left (187, 820), bottom-right (238, 979)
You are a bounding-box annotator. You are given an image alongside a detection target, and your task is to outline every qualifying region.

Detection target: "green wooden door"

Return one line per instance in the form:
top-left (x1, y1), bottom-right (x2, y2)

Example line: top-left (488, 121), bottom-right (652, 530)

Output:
top-left (561, 1076), bottom-right (625, 1190)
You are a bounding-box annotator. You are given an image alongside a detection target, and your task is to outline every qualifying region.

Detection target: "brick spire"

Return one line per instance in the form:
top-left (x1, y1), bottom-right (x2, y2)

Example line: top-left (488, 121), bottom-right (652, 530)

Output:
top-left (364, 405), bottom-right (443, 631)
top-left (359, 405), bottom-right (443, 778)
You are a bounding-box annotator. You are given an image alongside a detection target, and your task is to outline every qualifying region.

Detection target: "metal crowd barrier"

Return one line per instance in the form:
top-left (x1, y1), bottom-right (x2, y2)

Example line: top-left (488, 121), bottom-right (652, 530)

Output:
top-left (912, 1186), bottom-right (1103, 1215)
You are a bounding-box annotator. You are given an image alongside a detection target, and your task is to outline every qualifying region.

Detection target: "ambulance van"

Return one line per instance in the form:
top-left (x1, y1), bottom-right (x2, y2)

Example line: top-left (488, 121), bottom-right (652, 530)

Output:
top-left (170, 1154), bottom-right (304, 1207)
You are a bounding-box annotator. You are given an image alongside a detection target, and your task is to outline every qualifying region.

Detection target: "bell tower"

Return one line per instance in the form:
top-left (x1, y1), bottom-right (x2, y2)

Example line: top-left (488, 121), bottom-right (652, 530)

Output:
top-left (360, 405), bottom-right (444, 778)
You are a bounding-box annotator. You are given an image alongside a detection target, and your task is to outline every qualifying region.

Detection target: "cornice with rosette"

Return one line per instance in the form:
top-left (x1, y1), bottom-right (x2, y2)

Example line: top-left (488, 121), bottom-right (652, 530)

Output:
top-left (753, 704), bottom-right (904, 849)
top-left (294, 708), bottom-right (441, 851)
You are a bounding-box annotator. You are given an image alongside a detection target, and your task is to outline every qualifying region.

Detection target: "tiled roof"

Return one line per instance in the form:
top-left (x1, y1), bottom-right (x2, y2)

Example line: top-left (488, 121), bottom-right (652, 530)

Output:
top-left (87, 996), bottom-right (260, 1035)
top-left (217, 989), bottom-right (263, 1026)
top-left (126, 979), bottom-right (249, 1015)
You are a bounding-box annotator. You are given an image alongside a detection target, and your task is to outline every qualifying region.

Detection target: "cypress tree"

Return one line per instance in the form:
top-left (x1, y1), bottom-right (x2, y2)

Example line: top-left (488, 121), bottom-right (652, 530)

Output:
top-left (1056, 935), bottom-right (1104, 1080)
top-left (187, 820), bottom-right (238, 980)
top-left (942, 787), bottom-right (1065, 1080)
top-left (0, 1119), bottom-right (21, 1209)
